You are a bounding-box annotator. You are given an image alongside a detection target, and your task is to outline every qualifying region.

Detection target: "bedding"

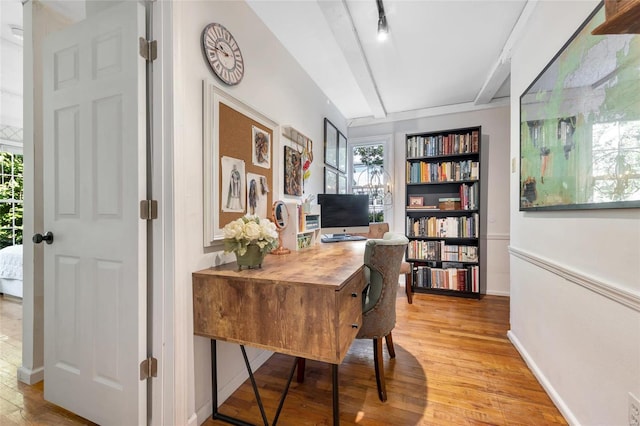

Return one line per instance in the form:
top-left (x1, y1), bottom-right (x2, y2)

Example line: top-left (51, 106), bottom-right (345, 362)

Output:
top-left (0, 244), bottom-right (22, 298)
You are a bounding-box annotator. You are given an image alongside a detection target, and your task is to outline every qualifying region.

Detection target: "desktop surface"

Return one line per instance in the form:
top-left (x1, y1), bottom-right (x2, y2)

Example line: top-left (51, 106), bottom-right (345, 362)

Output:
top-left (321, 234), bottom-right (367, 243)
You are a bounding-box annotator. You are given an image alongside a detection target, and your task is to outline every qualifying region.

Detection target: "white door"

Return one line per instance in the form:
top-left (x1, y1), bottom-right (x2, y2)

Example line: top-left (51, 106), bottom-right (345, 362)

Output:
top-left (41, 2), bottom-right (147, 425)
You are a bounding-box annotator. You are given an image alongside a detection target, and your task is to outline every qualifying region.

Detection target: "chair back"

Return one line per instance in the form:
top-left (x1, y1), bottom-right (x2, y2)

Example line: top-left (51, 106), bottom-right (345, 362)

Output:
top-left (357, 232), bottom-right (409, 340)
top-left (351, 222), bottom-right (389, 239)
top-left (367, 222), bottom-right (389, 239)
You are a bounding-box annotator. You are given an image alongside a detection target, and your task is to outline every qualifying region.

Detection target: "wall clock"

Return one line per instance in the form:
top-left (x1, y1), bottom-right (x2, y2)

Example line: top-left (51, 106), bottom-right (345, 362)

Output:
top-left (201, 23), bottom-right (244, 86)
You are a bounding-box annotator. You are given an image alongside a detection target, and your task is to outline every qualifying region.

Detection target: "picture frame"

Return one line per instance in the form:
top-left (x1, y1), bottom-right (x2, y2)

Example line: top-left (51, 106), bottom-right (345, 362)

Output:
top-left (409, 196), bottom-right (423, 207)
top-left (324, 167), bottom-right (338, 194)
top-left (284, 145), bottom-right (303, 196)
top-left (203, 81), bottom-right (277, 247)
top-left (519, 3), bottom-right (640, 211)
top-left (324, 118), bottom-right (338, 169)
top-left (337, 132), bottom-right (347, 173)
top-left (338, 174), bottom-right (347, 194)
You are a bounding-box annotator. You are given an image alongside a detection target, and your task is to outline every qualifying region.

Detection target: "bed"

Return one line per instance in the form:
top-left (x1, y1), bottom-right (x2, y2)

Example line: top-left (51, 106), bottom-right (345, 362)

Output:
top-left (0, 244), bottom-right (23, 298)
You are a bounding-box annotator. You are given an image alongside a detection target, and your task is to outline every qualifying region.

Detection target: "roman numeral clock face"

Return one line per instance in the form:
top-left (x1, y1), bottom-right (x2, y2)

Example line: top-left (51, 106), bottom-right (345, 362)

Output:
top-left (202, 23), bottom-right (244, 86)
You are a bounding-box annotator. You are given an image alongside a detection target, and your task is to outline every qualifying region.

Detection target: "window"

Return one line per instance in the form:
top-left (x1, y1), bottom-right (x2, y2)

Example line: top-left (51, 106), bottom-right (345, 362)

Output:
top-left (591, 121), bottom-right (640, 203)
top-left (348, 135), bottom-right (393, 223)
top-left (0, 152), bottom-right (24, 248)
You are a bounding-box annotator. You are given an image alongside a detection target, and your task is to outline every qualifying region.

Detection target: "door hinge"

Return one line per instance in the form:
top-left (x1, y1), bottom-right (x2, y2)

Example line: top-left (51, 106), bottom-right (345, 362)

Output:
top-left (140, 356), bottom-right (158, 380)
top-left (140, 200), bottom-right (158, 220)
top-left (139, 37), bottom-right (157, 61)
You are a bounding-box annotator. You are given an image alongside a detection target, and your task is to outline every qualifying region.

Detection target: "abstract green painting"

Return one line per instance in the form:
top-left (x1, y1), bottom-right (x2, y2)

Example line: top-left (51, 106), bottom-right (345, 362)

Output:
top-left (520, 3), bottom-right (640, 210)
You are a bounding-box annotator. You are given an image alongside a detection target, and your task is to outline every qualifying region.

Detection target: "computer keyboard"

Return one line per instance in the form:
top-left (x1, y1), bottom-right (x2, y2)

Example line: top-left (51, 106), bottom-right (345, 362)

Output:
top-left (321, 235), bottom-right (367, 243)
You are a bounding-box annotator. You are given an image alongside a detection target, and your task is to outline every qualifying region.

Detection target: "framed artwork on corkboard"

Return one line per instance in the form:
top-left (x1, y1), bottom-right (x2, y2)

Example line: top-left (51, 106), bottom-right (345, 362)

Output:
top-left (203, 81), bottom-right (278, 247)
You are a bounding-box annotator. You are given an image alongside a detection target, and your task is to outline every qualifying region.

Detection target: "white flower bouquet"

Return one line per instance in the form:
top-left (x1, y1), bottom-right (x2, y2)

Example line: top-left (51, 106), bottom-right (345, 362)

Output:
top-left (222, 215), bottom-right (279, 256)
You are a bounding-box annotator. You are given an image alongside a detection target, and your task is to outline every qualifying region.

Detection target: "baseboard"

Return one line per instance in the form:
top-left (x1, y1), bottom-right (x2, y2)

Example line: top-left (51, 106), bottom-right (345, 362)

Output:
top-left (195, 401), bottom-right (213, 426)
top-left (186, 412), bottom-right (198, 426)
top-left (17, 365), bottom-right (44, 385)
top-left (486, 290), bottom-right (510, 297)
top-left (195, 349), bottom-right (273, 425)
top-left (507, 330), bottom-right (578, 426)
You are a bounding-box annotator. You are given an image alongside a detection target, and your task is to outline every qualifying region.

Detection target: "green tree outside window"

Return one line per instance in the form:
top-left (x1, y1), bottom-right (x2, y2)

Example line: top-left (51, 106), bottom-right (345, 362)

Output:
top-left (0, 152), bottom-right (24, 248)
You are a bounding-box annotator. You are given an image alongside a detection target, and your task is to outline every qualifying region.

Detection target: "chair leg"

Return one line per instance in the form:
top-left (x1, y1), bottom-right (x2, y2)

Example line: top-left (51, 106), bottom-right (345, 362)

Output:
top-left (373, 338), bottom-right (387, 402)
top-left (296, 358), bottom-right (306, 383)
top-left (385, 332), bottom-right (396, 358)
top-left (405, 272), bottom-right (413, 304)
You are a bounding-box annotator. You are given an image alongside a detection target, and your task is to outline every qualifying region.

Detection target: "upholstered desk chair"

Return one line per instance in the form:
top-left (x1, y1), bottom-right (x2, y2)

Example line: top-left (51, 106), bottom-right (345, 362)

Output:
top-left (358, 232), bottom-right (409, 401)
top-left (360, 223), bottom-right (413, 304)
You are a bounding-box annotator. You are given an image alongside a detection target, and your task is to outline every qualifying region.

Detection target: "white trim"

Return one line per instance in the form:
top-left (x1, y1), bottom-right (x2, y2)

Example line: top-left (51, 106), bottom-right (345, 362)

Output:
top-left (509, 245), bottom-right (640, 312)
top-left (0, 139), bottom-right (23, 154)
top-left (507, 330), bottom-right (578, 425)
top-left (347, 98), bottom-right (509, 128)
top-left (151, 1), bottom-right (175, 425)
top-left (474, 0), bottom-right (539, 105)
top-left (202, 83), bottom-right (279, 247)
top-left (486, 290), bottom-right (510, 297)
top-left (17, 366), bottom-right (44, 385)
top-left (486, 233), bottom-right (510, 241)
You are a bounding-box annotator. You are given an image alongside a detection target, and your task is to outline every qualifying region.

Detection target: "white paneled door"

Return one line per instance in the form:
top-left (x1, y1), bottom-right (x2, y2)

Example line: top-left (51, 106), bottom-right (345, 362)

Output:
top-left (41, 2), bottom-right (147, 425)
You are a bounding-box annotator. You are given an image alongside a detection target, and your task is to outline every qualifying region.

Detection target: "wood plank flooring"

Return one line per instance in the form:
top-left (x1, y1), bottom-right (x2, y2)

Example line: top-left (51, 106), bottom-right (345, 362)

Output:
top-left (0, 295), bottom-right (95, 425)
top-left (0, 287), bottom-right (566, 425)
top-left (204, 290), bottom-right (567, 426)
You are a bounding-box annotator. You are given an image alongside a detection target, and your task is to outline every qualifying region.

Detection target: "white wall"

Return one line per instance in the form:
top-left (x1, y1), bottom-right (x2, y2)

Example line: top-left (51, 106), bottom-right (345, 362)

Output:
top-left (509, 1), bottom-right (640, 425)
top-left (170, 1), bottom-right (347, 423)
top-left (349, 106), bottom-right (511, 296)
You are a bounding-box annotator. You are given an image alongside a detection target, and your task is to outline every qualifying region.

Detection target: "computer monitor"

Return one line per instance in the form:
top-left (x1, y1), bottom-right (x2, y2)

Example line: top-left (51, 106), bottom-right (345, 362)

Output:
top-left (317, 194), bottom-right (370, 237)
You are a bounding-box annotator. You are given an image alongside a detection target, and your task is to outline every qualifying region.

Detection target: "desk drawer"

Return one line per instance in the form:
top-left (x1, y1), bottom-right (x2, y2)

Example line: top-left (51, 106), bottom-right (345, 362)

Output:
top-left (336, 271), bottom-right (364, 360)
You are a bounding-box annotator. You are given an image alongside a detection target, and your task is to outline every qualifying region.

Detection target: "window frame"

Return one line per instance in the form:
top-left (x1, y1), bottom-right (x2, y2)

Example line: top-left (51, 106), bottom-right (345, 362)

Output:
top-left (347, 134), bottom-right (394, 224)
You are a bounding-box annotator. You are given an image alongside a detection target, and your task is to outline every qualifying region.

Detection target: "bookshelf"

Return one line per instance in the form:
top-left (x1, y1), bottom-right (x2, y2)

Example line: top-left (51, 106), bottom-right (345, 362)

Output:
top-left (405, 126), bottom-right (483, 299)
top-left (281, 202), bottom-right (321, 251)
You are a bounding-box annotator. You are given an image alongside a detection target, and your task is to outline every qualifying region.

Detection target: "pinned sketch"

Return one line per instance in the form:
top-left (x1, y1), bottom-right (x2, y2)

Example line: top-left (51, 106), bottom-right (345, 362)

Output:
top-left (221, 156), bottom-right (245, 212)
top-left (247, 172), bottom-right (268, 217)
top-left (252, 126), bottom-right (271, 169)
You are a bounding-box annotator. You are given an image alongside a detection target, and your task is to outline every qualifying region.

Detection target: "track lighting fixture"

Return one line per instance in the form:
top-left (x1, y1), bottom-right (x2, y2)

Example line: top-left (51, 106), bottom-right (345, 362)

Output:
top-left (376, 0), bottom-right (388, 41)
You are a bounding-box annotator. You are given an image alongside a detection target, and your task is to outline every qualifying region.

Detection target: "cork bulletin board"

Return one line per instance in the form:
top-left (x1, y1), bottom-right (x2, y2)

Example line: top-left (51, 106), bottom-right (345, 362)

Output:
top-left (203, 82), bottom-right (277, 248)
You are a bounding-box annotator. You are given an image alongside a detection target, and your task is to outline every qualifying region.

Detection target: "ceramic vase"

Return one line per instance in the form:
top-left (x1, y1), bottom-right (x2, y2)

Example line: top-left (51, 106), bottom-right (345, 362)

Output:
top-left (235, 243), bottom-right (265, 270)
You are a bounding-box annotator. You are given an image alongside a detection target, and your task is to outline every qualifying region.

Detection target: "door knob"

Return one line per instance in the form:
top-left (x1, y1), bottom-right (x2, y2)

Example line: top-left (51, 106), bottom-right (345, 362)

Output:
top-left (33, 232), bottom-right (54, 245)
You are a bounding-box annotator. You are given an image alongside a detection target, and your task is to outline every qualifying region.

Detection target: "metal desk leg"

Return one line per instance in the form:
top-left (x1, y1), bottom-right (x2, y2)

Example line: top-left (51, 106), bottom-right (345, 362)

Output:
top-left (210, 339), bottom-right (255, 426)
top-left (210, 339), bottom-right (300, 426)
top-left (332, 364), bottom-right (339, 426)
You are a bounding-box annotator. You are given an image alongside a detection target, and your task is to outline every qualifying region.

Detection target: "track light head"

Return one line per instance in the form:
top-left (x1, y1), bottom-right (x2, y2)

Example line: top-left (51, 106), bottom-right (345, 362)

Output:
top-left (376, 0), bottom-right (388, 42)
top-left (377, 15), bottom-right (388, 41)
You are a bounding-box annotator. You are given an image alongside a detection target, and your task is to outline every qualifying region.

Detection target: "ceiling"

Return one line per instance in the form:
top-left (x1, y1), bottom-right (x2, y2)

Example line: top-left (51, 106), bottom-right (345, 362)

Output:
top-left (247, 0), bottom-right (535, 126)
top-left (0, 0), bottom-right (24, 138)
top-left (1, 0), bottom-right (536, 132)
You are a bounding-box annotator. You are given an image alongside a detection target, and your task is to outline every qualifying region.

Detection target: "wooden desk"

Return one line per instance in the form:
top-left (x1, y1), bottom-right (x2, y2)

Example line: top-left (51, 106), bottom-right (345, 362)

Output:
top-left (193, 241), bottom-right (366, 425)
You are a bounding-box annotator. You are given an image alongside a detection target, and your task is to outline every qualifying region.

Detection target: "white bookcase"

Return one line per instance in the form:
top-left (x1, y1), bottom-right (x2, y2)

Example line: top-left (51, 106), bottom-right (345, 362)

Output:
top-left (281, 203), bottom-right (321, 251)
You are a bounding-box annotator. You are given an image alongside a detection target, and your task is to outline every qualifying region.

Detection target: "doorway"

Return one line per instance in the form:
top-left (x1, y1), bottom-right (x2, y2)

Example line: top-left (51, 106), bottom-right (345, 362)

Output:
top-left (17, 1), bottom-right (167, 424)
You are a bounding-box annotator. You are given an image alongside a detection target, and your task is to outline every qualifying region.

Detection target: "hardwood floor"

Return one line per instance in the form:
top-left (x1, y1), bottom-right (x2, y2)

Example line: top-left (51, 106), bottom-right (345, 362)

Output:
top-left (0, 288), bottom-right (567, 425)
top-left (0, 295), bottom-right (95, 425)
top-left (204, 290), bottom-right (567, 426)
